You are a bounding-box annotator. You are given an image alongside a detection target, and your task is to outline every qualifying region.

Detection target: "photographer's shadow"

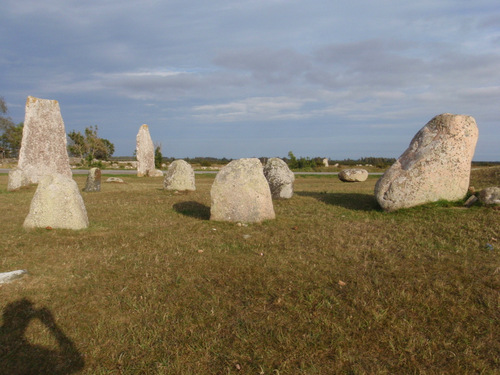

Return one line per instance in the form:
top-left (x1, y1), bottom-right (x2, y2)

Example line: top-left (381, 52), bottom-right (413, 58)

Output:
top-left (0, 298), bottom-right (84, 375)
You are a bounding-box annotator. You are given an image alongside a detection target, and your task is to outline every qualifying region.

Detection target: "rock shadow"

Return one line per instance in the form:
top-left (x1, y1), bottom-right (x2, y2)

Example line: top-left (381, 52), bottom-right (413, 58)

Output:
top-left (0, 298), bottom-right (85, 375)
top-left (296, 191), bottom-right (380, 211)
top-left (173, 201), bottom-right (211, 220)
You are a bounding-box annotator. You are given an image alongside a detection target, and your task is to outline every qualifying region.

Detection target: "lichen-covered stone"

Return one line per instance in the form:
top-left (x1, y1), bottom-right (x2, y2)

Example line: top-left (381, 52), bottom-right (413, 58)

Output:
top-left (479, 187), bottom-right (500, 205)
top-left (164, 160), bottom-right (195, 191)
top-left (375, 113), bottom-right (478, 211)
top-left (136, 124), bottom-right (155, 177)
top-left (263, 158), bottom-right (295, 199)
top-left (23, 174), bottom-right (89, 230)
top-left (338, 169), bottom-right (368, 182)
top-left (8, 96), bottom-right (71, 190)
top-left (83, 167), bottom-right (101, 192)
top-left (210, 158), bottom-right (275, 223)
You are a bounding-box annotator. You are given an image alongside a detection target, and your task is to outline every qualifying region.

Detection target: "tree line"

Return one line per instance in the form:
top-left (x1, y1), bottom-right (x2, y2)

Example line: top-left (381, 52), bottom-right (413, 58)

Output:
top-left (2, 96), bottom-right (398, 169)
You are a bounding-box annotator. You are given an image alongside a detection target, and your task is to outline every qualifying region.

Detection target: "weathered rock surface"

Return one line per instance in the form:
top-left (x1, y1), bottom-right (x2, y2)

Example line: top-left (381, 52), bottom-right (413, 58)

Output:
top-left (8, 96), bottom-right (71, 190)
top-left (210, 158), bottom-right (275, 223)
top-left (23, 174), bottom-right (89, 230)
top-left (375, 113), bottom-right (478, 211)
top-left (164, 160), bottom-right (195, 191)
top-left (136, 124), bottom-right (156, 177)
top-left (338, 169), bottom-right (368, 182)
top-left (479, 187), bottom-right (500, 205)
top-left (83, 167), bottom-right (101, 192)
top-left (0, 270), bottom-right (28, 284)
top-left (263, 158), bottom-right (295, 199)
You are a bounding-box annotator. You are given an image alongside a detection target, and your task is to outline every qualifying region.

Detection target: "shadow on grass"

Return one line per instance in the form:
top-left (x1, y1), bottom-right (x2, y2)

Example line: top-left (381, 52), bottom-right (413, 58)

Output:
top-left (173, 201), bottom-right (211, 220)
top-left (0, 298), bottom-right (85, 375)
top-left (296, 191), bottom-right (380, 211)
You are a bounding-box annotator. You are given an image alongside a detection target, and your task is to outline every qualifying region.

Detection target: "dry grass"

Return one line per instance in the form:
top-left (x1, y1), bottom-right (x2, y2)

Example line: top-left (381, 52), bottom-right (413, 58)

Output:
top-left (0, 169), bottom-right (499, 374)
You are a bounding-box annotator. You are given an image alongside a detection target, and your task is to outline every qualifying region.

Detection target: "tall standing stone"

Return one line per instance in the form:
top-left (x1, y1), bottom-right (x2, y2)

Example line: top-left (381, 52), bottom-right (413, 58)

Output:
top-left (136, 124), bottom-right (161, 177)
top-left (23, 174), bottom-right (89, 230)
top-left (263, 158), bottom-right (295, 199)
top-left (375, 113), bottom-right (479, 211)
top-left (164, 160), bottom-right (196, 191)
top-left (210, 158), bottom-right (275, 223)
top-left (7, 96), bottom-right (71, 191)
top-left (83, 167), bottom-right (101, 192)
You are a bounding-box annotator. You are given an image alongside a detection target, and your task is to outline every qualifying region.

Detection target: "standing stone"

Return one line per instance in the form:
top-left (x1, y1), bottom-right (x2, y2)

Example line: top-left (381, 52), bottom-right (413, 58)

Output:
top-left (8, 96), bottom-right (71, 191)
top-left (263, 158), bottom-right (295, 199)
top-left (23, 174), bottom-right (89, 230)
top-left (136, 124), bottom-right (162, 177)
top-left (338, 168), bottom-right (368, 182)
top-left (164, 160), bottom-right (195, 191)
top-left (375, 113), bottom-right (479, 211)
top-left (83, 167), bottom-right (101, 192)
top-left (323, 158), bottom-right (329, 167)
top-left (210, 158), bottom-right (275, 223)
top-left (478, 187), bottom-right (500, 205)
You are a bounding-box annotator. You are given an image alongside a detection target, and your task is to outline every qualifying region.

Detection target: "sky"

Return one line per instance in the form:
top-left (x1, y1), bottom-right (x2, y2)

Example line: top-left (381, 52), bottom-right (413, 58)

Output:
top-left (1, 0), bottom-right (499, 160)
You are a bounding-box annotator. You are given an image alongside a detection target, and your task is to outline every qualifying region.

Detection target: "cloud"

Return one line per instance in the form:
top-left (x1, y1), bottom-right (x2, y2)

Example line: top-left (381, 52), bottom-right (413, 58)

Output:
top-left (192, 96), bottom-right (313, 122)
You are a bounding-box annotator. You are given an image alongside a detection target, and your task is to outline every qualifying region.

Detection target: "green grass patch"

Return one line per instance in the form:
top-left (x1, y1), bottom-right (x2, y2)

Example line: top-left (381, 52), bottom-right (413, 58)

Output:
top-left (0, 168), bottom-right (498, 374)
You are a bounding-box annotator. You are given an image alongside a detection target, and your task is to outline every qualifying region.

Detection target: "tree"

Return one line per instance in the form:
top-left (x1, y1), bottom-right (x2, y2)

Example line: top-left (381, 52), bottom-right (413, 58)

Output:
top-left (154, 144), bottom-right (163, 169)
top-left (0, 97), bottom-right (19, 158)
top-left (67, 125), bottom-right (114, 165)
top-left (0, 122), bottom-right (23, 158)
top-left (0, 97), bottom-right (15, 131)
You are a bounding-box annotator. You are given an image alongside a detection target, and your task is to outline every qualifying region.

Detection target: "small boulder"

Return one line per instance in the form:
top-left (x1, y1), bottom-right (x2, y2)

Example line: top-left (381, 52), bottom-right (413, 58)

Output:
top-left (375, 113), bottom-right (479, 211)
top-left (82, 167), bottom-right (101, 192)
top-left (164, 160), bottom-right (195, 191)
top-left (149, 169), bottom-right (164, 177)
top-left (263, 158), bottom-right (295, 199)
top-left (338, 169), bottom-right (368, 182)
top-left (210, 158), bottom-right (275, 223)
top-left (479, 187), bottom-right (500, 205)
top-left (0, 270), bottom-right (28, 284)
top-left (105, 177), bottom-right (124, 183)
top-left (23, 174), bottom-right (89, 230)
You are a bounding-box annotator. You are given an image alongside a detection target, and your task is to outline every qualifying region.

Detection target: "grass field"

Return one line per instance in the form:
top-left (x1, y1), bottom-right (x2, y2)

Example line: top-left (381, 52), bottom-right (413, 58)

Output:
top-left (0, 168), bottom-right (499, 374)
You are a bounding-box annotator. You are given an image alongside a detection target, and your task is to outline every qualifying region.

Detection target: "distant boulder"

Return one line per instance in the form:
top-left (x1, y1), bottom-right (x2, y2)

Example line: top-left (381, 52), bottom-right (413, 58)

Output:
top-left (479, 187), bottom-right (500, 205)
top-left (210, 158), bottom-right (275, 223)
top-left (375, 113), bottom-right (478, 211)
top-left (164, 160), bottom-right (195, 191)
top-left (338, 169), bottom-right (368, 182)
top-left (263, 158), bottom-right (295, 199)
top-left (83, 167), bottom-right (101, 192)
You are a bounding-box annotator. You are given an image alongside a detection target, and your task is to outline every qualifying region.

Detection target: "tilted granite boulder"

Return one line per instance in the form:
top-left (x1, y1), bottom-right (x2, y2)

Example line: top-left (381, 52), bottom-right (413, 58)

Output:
top-left (23, 174), bottom-right (89, 230)
top-left (263, 158), bottom-right (295, 199)
top-left (8, 96), bottom-right (71, 191)
top-left (375, 113), bottom-right (478, 211)
top-left (210, 158), bottom-right (275, 223)
top-left (164, 160), bottom-right (195, 191)
top-left (338, 169), bottom-right (368, 182)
